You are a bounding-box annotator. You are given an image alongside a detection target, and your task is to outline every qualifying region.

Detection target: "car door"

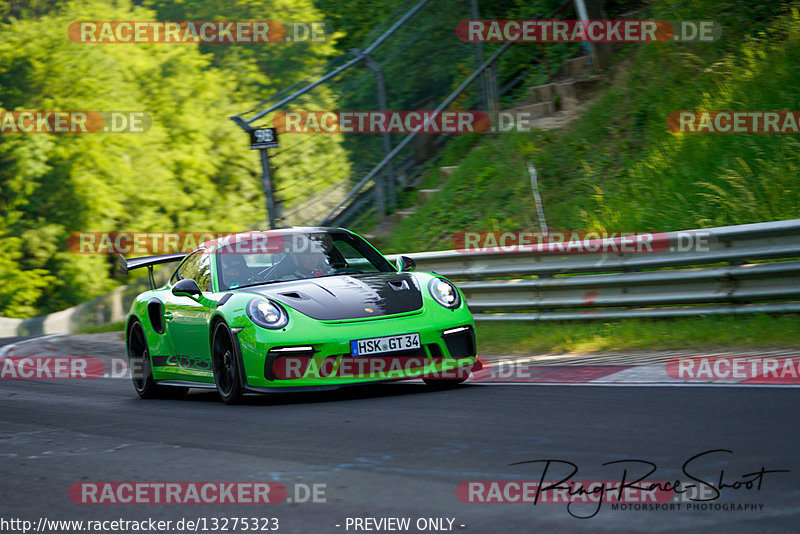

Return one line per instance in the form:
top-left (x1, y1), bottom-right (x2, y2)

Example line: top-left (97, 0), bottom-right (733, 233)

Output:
top-left (163, 249), bottom-right (215, 380)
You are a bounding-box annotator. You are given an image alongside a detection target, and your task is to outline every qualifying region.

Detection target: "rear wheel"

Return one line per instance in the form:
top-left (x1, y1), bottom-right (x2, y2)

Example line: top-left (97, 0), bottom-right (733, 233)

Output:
top-left (128, 320), bottom-right (187, 399)
top-left (211, 322), bottom-right (244, 404)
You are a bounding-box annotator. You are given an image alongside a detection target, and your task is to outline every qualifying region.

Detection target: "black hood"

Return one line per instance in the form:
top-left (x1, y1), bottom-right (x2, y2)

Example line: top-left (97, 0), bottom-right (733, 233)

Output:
top-left (241, 272), bottom-right (423, 320)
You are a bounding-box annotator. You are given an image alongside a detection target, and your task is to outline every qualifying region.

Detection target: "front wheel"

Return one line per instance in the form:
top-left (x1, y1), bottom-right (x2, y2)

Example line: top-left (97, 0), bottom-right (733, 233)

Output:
top-left (422, 362), bottom-right (473, 387)
top-left (128, 320), bottom-right (187, 399)
top-left (211, 322), bottom-right (244, 404)
top-left (422, 377), bottom-right (467, 387)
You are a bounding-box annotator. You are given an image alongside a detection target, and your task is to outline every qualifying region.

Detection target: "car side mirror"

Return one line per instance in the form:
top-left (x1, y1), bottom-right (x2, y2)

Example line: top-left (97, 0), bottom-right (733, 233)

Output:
top-left (172, 278), bottom-right (202, 299)
top-left (396, 255), bottom-right (416, 272)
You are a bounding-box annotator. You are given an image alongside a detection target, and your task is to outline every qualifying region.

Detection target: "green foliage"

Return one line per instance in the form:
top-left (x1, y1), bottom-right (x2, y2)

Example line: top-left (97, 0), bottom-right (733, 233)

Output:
top-left (383, 131), bottom-right (538, 253)
top-left (0, 0), bottom-right (339, 317)
top-left (3, 0), bottom-right (549, 318)
top-left (0, 236), bottom-right (55, 317)
top-left (0, 0), bottom-right (56, 20)
top-left (308, 0), bottom-right (577, 189)
top-left (534, 0), bottom-right (800, 233)
top-left (76, 320), bottom-right (125, 334)
top-left (144, 0), bottom-right (352, 216)
top-left (385, 0), bottom-right (800, 251)
top-left (144, 0), bottom-right (342, 96)
top-left (4, 0), bottom-right (797, 322)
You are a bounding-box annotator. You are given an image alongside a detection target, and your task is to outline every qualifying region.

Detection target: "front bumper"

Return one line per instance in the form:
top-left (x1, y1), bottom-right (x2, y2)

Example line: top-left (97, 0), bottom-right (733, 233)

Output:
top-left (235, 306), bottom-right (476, 389)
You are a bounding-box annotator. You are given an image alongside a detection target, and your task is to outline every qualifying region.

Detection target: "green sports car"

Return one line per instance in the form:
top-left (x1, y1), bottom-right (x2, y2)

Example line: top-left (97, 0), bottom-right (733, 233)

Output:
top-left (121, 227), bottom-right (478, 404)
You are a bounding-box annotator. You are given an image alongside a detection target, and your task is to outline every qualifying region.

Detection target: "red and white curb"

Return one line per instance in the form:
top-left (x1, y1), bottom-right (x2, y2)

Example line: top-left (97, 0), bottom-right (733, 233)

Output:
top-left (0, 334), bottom-right (65, 359)
top-left (0, 334), bottom-right (125, 380)
top-left (3, 336), bottom-right (799, 386)
top-left (467, 354), bottom-right (800, 387)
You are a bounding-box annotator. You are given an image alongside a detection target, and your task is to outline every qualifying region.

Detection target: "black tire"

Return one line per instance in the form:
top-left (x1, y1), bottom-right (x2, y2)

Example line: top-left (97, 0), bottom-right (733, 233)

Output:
top-left (422, 377), bottom-right (467, 388)
top-left (128, 320), bottom-right (188, 399)
top-left (422, 362), bottom-right (472, 387)
top-left (211, 322), bottom-right (244, 404)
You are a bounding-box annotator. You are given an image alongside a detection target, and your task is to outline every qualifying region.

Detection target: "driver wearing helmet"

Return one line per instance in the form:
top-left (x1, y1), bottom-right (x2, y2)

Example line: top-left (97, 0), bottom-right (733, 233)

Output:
top-left (220, 253), bottom-right (249, 290)
top-left (291, 249), bottom-right (329, 278)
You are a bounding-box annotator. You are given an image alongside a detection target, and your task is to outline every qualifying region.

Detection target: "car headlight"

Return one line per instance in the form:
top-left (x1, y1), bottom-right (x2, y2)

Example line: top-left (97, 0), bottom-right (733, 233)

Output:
top-left (428, 278), bottom-right (461, 309)
top-left (247, 298), bottom-right (289, 329)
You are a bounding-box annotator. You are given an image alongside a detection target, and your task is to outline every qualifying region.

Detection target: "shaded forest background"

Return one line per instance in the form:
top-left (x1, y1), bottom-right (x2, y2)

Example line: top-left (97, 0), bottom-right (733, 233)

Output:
top-left (0, 0), bottom-right (573, 317)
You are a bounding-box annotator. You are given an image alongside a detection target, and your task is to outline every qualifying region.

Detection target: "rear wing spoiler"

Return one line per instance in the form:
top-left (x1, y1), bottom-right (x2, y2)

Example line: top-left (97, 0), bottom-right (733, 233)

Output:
top-left (118, 253), bottom-right (186, 290)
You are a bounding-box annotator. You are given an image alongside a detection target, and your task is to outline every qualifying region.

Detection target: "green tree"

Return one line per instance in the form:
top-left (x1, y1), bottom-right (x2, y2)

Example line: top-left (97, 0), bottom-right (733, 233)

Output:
top-left (0, 1), bottom-right (254, 315)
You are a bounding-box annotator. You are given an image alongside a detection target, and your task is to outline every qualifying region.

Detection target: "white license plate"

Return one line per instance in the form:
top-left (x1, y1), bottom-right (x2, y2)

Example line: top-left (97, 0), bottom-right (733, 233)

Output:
top-left (351, 333), bottom-right (421, 356)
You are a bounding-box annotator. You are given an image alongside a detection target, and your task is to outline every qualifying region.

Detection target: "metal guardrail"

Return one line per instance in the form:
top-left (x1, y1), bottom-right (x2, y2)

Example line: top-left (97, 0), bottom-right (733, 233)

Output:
top-left (3, 220), bottom-right (798, 336)
top-left (0, 267), bottom-right (172, 338)
top-left (386, 219), bottom-right (800, 321)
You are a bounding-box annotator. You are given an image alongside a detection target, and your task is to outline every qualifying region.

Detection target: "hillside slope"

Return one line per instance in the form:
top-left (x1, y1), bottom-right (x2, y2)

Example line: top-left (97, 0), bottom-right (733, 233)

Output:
top-left (379, 0), bottom-right (799, 254)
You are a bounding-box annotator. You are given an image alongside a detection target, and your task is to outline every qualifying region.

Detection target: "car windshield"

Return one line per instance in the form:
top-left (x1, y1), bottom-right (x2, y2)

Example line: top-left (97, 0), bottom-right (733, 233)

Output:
top-left (215, 230), bottom-right (395, 290)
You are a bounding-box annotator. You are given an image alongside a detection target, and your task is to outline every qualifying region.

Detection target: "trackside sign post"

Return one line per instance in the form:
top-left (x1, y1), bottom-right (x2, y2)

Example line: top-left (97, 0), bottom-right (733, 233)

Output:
top-left (248, 127), bottom-right (279, 229)
top-left (249, 127), bottom-right (279, 149)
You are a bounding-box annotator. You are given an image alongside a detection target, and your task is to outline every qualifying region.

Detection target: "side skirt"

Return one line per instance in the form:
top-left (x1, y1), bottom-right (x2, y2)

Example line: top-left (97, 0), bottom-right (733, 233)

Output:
top-left (156, 380), bottom-right (217, 390)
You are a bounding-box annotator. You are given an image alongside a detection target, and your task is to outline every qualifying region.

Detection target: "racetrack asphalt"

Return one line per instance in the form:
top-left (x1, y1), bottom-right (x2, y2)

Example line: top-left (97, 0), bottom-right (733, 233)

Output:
top-left (1, 334), bottom-right (798, 533)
